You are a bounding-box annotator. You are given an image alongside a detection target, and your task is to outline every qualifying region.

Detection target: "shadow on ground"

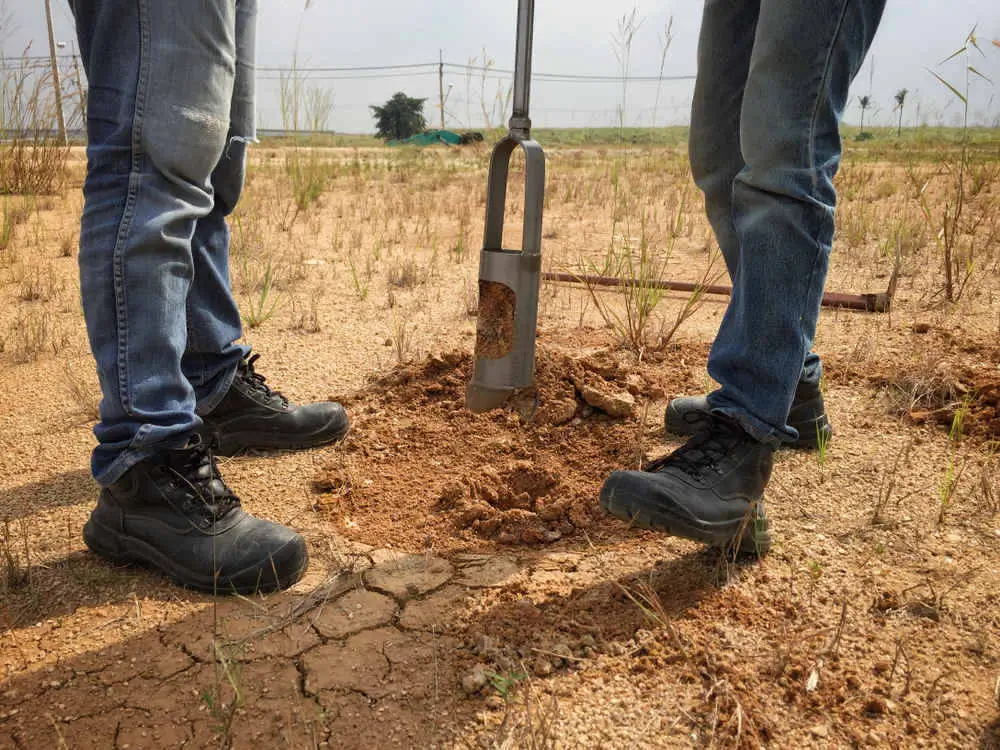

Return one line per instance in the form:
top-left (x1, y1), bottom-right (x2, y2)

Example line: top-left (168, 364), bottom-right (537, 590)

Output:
top-left (3, 469), bottom-right (96, 520)
top-left (0, 543), bottom-right (722, 749)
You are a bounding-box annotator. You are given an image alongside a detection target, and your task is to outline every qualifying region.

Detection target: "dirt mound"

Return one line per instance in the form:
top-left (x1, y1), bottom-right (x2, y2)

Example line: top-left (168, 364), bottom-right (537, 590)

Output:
top-left (846, 339), bottom-right (1000, 440)
top-left (314, 340), bottom-right (703, 550)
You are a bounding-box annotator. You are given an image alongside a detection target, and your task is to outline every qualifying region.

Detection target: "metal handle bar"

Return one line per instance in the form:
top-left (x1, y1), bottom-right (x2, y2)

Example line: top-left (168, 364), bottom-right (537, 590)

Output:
top-left (509, 0), bottom-right (534, 139)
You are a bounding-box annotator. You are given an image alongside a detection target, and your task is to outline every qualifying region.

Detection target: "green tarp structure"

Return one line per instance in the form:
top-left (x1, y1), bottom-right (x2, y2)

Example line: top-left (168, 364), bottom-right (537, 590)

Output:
top-left (387, 129), bottom-right (463, 147)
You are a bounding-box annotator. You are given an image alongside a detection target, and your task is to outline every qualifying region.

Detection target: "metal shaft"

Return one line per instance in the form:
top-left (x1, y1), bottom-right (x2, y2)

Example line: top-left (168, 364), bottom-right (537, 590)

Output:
top-left (509, 0), bottom-right (534, 138)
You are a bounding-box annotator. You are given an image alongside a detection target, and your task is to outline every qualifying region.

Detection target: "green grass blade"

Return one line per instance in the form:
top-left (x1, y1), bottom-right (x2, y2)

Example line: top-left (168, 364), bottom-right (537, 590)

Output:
top-left (937, 46), bottom-right (968, 66)
top-left (968, 66), bottom-right (992, 84)
top-left (928, 70), bottom-right (967, 103)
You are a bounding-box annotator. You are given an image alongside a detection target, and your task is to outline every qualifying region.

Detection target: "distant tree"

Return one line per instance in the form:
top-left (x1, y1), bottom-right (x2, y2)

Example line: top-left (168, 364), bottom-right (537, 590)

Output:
top-left (858, 95), bottom-right (873, 134)
top-left (893, 88), bottom-right (908, 136)
top-left (370, 92), bottom-right (427, 141)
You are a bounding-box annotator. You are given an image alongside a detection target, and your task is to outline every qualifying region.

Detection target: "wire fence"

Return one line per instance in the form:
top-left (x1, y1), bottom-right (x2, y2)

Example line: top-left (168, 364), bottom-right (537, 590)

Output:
top-left (2, 54), bottom-right (697, 136)
top-left (5, 53), bottom-right (1000, 137)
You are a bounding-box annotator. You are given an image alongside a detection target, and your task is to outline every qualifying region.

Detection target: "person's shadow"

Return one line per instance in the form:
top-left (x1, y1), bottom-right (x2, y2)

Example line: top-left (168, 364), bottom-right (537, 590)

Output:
top-left (983, 718), bottom-right (1000, 750)
top-left (3, 469), bottom-right (96, 521)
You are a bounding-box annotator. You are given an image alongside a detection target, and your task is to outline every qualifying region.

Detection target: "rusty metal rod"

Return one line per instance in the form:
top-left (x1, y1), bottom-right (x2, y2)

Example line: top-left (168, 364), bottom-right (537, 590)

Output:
top-left (542, 271), bottom-right (890, 313)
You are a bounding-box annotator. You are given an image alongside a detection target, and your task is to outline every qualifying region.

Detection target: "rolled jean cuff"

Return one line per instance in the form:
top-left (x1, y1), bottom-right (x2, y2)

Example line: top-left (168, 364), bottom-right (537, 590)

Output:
top-left (706, 394), bottom-right (792, 449)
top-left (93, 432), bottom-right (193, 487)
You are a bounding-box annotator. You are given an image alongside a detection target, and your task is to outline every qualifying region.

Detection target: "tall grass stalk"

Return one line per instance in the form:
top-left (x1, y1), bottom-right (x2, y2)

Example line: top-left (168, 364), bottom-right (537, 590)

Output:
top-left (239, 257), bottom-right (280, 329)
top-left (911, 28), bottom-right (996, 303)
top-left (1, 197), bottom-right (15, 250)
top-left (346, 251), bottom-right (369, 301)
top-left (277, 5), bottom-right (336, 228)
top-left (937, 397), bottom-right (970, 526)
top-left (611, 9), bottom-right (643, 143)
top-left (0, 50), bottom-right (69, 194)
top-left (651, 17), bottom-right (674, 128)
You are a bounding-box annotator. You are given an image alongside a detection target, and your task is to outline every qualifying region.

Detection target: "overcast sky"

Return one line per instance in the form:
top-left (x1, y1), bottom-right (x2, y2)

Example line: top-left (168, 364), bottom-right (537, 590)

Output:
top-left (5, 1), bottom-right (999, 133)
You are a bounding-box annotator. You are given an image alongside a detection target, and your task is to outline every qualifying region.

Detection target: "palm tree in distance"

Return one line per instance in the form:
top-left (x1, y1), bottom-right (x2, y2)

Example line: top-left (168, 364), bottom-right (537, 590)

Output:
top-left (894, 88), bottom-right (908, 136)
top-left (858, 95), bottom-right (872, 135)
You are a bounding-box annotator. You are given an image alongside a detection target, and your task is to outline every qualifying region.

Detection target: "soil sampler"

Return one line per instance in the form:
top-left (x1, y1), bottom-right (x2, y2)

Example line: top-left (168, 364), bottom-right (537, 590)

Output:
top-left (466, 0), bottom-right (545, 414)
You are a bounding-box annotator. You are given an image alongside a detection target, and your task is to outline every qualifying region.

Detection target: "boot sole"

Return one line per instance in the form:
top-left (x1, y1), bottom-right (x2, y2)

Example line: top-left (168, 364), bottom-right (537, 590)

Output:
top-left (82, 517), bottom-right (308, 595)
top-left (664, 405), bottom-right (832, 451)
top-left (599, 478), bottom-right (771, 556)
top-left (211, 420), bottom-right (350, 457)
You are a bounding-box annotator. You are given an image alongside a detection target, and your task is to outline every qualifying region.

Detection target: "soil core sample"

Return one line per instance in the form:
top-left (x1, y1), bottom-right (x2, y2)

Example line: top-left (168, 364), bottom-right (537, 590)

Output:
top-left (475, 280), bottom-right (516, 359)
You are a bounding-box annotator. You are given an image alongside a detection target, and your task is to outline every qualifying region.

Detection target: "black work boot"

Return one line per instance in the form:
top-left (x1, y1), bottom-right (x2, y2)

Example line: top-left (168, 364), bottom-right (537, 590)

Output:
top-left (600, 415), bottom-right (773, 555)
top-left (82, 437), bottom-right (308, 594)
top-left (664, 380), bottom-right (832, 450)
top-left (201, 354), bottom-right (350, 456)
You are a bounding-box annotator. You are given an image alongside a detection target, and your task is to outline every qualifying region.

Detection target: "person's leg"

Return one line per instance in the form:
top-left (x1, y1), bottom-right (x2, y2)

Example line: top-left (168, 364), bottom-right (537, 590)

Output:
top-left (177, 0), bottom-right (349, 456)
top-left (706, 0), bottom-right (887, 446)
top-left (669, 0), bottom-right (826, 444)
top-left (688, 0), bottom-right (760, 284)
top-left (73, 0), bottom-right (235, 485)
top-left (183, 0), bottom-right (256, 412)
top-left (72, 0), bottom-right (308, 592)
top-left (601, 0), bottom-right (886, 551)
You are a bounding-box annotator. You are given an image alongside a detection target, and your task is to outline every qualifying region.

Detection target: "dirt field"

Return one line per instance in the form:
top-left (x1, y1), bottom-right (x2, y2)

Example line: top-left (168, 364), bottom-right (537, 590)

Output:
top-left (1, 135), bottom-right (999, 749)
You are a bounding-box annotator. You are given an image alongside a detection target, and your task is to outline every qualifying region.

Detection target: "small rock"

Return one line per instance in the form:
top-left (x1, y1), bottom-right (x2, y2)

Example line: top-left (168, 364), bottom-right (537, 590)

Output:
top-left (538, 399), bottom-right (577, 426)
top-left (438, 481), bottom-right (466, 508)
top-left (536, 500), bottom-right (566, 522)
top-left (459, 504), bottom-right (491, 527)
top-left (469, 634), bottom-right (497, 657)
top-left (533, 656), bottom-right (553, 677)
top-left (462, 665), bottom-right (489, 695)
top-left (605, 642), bottom-right (627, 657)
top-left (810, 724), bottom-right (830, 738)
top-left (578, 383), bottom-right (635, 418)
top-left (484, 696), bottom-right (505, 711)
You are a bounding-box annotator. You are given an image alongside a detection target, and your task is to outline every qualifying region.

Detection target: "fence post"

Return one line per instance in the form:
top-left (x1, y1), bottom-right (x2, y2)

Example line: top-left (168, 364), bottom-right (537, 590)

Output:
top-left (438, 49), bottom-right (445, 130)
top-left (43, 0), bottom-right (67, 144)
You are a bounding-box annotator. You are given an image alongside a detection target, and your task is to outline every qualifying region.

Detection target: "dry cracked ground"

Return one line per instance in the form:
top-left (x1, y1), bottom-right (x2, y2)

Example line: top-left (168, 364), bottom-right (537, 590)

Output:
top-left (2, 140), bottom-right (1000, 749)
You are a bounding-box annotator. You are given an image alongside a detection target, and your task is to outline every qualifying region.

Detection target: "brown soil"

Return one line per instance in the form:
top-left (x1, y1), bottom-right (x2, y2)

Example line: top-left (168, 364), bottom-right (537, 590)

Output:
top-left (474, 279), bottom-right (517, 359)
top-left (835, 332), bottom-right (1000, 439)
top-left (315, 338), bottom-right (697, 549)
top-left (2, 145), bottom-right (999, 750)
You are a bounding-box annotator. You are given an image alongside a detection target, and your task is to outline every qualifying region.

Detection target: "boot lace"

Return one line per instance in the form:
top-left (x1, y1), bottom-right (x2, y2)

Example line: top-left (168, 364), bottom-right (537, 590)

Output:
top-left (643, 416), bottom-right (745, 479)
top-left (164, 438), bottom-right (241, 528)
top-left (238, 353), bottom-right (289, 407)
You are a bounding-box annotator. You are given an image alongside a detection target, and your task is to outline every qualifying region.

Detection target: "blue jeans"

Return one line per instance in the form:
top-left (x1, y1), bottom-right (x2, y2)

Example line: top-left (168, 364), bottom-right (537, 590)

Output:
top-left (70, 0), bottom-right (255, 485)
top-left (690, 0), bottom-right (885, 447)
